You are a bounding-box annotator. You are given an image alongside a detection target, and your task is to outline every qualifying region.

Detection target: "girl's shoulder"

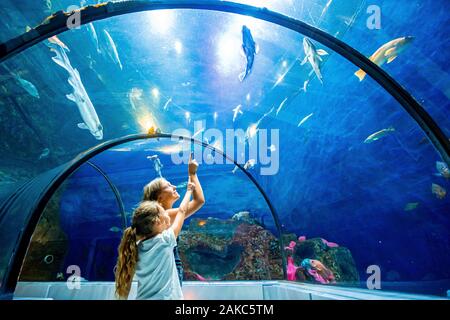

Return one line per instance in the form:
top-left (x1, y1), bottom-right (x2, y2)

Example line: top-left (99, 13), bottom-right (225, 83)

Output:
top-left (139, 228), bottom-right (176, 250)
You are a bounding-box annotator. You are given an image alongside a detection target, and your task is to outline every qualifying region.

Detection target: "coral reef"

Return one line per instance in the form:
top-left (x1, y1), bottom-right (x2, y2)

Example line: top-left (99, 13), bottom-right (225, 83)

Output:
top-left (178, 216), bottom-right (283, 281)
top-left (286, 236), bottom-right (360, 285)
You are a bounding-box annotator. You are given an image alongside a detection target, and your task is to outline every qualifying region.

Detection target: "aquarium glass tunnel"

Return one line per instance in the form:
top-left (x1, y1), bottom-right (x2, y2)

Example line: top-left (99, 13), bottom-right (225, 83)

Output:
top-left (0, 0), bottom-right (449, 299)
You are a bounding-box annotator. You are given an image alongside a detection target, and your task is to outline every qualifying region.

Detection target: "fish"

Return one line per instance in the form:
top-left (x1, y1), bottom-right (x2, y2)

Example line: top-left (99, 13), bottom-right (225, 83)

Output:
top-left (301, 259), bottom-right (335, 284)
top-left (355, 37), bottom-right (414, 81)
top-left (56, 272), bottom-right (64, 281)
top-left (404, 202), bottom-right (419, 211)
top-left (298, 236), bottom-right (306, 242)
top-left (198, 220), bottom-right (207, 227)
top-left (232, 104), bottom-right (243, 122)
top-left (247, 106), bottom-right (275, 140)
top-left (302, 79), bottom-right (310, 92)
top-left (321, 238), bottom-right (339, 248)
top-left (436, 161), bottom-right (450, 179)
top-left (48, 35), bottom-right (70, 52)
top-left (45, 0), bottom-right (52, 12)
top-left (15, 75), bottom-right (40, 98)
top-left (147, 154), bottom-right (163, 178)
top-left (102, 29), bottom-right (123, 70)
top-left (38, 148), bottom-right (50, 160)
top-left (86, 23), bottom-right (101, 54)
top-left (245, 123), bottom-right (259, 142)
top-left (109, 226), bottom-right (122, 233)
top-left (244, 159), bottom-right (256, 170)
top-left (239, 25), bottom-right (258, 82)
top-left (47, 43), bottom-right (104, 140)
top-left (232, 159), bottom-right (256, 174)
top-left (301, 38), bottom-right (329, 84)
top-left (163, 97), bottom-right (172, 111)
top-left (176, 181), bottom-right (188, 189)
top-left (298, 113), bottom-right (314, 127)
top-left (320, 0), bottom-right (333, 18)
top-left (364, 127), bottom-right (395, 143)
top-left (276, 97), bottom-right (288, 116)
top-left (432, 183), bottom-right (446, 199)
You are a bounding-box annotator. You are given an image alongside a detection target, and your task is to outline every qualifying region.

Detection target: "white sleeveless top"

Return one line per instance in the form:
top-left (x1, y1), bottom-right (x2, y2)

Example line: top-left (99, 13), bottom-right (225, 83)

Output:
top-left (133, 228), bottom-right (183, 300)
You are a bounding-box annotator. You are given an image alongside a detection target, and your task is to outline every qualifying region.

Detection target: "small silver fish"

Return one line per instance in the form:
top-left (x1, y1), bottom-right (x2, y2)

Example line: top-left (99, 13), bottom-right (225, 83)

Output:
top-left (436, 161), bottom-right (450, 179)
top-left (163, 98), bottom-right (172, 111)
top-left (103, 29), bottom-right (123, 70)
top-left (38, 148), bottom-right (50, 160)
top-left (244, 159), bottom-right (256, 170)
top-left (176, 182), bottom-right (188, 189)
top-left (15, 76), bottom-right (40, 98)
top-left (276, 97), bottom-right (288, 116)
top-left (298, 113), bottom-right (314, 127)
top-left (232, 104), bottom-right (243, 122)
top-left (232, 159), bottom-right (256, 174)
top-left (404, 202), bottom-right (419, 211)
top-left (109, 226), bottom-right (122, 233)
top-left (364, 127), bottom-right (395, 143)
top-left (86, 23), bottom-right (101, 54)
top-left (432, 183), bottom-right (446, 199)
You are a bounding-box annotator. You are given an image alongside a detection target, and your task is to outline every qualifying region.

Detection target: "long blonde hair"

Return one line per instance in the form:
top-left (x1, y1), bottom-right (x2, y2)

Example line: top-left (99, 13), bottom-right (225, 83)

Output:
top-left (114, 201), bottom-right (163, 299)
top-left (143, 177), bottom-right (166, 201)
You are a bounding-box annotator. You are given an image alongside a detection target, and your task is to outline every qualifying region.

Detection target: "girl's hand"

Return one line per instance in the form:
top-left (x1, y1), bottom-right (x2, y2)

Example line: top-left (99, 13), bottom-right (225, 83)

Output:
top-left (186, 182), bottom-right (196, 192)
top-left (188, 152), bottom-right (198, 175)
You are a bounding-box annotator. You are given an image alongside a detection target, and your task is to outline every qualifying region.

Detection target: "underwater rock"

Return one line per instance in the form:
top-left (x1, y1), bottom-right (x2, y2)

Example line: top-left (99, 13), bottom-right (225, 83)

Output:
top-left (290, 237), bottom-right (359, 285)
top-left (178, 216), bottom-right (283, 281)
top-left (19, 187), bottom-right (69, 281)
top-left (231, 211), bottom-right (259, 225)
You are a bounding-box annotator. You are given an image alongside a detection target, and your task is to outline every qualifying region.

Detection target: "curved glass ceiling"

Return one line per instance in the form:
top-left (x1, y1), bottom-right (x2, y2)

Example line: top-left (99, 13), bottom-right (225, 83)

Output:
top-left (0, 1), bottom-right (449, 296)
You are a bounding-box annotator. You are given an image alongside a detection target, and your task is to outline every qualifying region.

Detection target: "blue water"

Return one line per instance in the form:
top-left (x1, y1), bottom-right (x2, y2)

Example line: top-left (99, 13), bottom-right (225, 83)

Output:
top-left (0, 0), bottom-right (449, 296)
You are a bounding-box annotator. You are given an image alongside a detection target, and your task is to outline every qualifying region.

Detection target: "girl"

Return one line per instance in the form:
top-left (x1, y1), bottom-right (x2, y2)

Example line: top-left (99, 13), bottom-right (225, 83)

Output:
top-left (142, 153), bottom-right (205, 286)
top-left (114, 183), bottom-right (195, 300)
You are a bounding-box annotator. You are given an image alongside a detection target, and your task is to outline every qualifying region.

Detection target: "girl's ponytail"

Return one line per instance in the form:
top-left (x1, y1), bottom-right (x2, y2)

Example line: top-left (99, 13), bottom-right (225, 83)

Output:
top-left (115, 226), bottom-right (138, 299)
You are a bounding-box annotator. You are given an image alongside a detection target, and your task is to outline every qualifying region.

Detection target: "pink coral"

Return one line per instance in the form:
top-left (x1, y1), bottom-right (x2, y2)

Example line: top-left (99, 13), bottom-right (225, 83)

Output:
top-left (287, 256), bottom-right (299, 281)
top-left (298, 236), bottom-right (306, 242)
top-left (321, 238), bottom-right (339, 248)
top-left (284, 240), bottom-right (297, 251)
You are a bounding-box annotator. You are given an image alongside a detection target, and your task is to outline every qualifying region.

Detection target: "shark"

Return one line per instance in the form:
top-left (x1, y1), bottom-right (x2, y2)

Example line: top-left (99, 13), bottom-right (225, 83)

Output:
top-left (301, 37), bottom-right (329, 84)
top-left (47, 41), bottom-right (103, 140)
